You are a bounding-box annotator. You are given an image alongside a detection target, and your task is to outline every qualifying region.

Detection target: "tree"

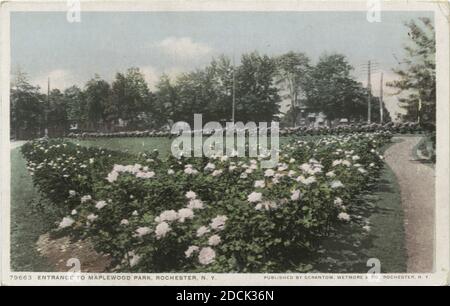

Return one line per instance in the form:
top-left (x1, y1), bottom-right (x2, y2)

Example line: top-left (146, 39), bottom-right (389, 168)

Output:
top-left (64, 86), bottom-right (87, 128)
top-left (387, 17), bottom-right (435, 128)
top-left (10, 69), bottom-right (45, 139)
top-left (235, 52), bottom-right (281, 123)
top-left (303, 53), bottom-right (376, 124)
top-left (84, 75), bottom-right (111, 130)
top-left (174, 56), bottom-right (234, 124)
top-left (111, 67), bottom-right (151, 128)
top-left (275, 52), bottom-right (310, 126)
top-left (175, 69), bottom-right (213, 124)
top-left (206, 56), bottom-right (234, 122)
top-left (47, 88), bottom-right (67, 136)
top-left (154, 74), bottom-right (180, 126)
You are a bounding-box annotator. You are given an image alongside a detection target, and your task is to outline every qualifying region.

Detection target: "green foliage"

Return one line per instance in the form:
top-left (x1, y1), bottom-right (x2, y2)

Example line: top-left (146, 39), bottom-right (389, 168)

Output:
top-left (304, 54), bottom-right (370, 122)
top-left (275, 52), bottom-right (311, 126)
top-left (84, 76), bottom-right (111, 128)
top-left (387, 17), bottom-right (435, 128)
top-left (234, 52), bottom-right (281, 123)
top-left (64, 86), bottom-right (87, 124)
top-left (111, 68), bottom-right (153, 127)
top-left (10, 70), bottom-right (45, 139)
top-left (22, 132), bottom-right (392, 272)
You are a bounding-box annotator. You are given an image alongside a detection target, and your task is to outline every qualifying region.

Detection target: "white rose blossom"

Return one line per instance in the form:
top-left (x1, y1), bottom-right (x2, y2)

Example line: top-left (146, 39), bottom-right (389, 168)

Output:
top-left (59, 217), bottom-right (75, 228)
top-left (264, 169), bottom-right (275, 177)
top-left (254, 180), bottom-right (265, 188)
top-left (135, 226), bottom-right (151, 237)
top-left (247, 192), bottom-right (262, 203)
top-left (177, 208), bottom-right (194, 223)
top-left (187, 199), bottom-right (204, 210)
top-left (185, 246), bottom-right (199, 258)
top-left (210, 215), bottom-right (227, 231)
top-left (185, 191), bottom-right (197, 200)
top-left (211, 169), bottom-right (223, 177)
top-left (204, 163), bottom-right (216, 171)
top-left (158, 210), bottom-right (178, 222)
top-left (255, 201), bottom-right (278, 211)
top-left (198, 247), bottom-right (216, 265)
top-left (334, 197), bottom-right (343, 207)
top-left (208, 235), bottom-right (221, 246)
top-left (196, 226), bottom-right (210, 237)
top-left (95, 200), bottom-right (107, 210)
top-left (330, 180), bottom-right (344, 189)
top-left (87, 214), bottom-right (98, 222)
top-left (326, 171), bottom-right (336, 177)
top-left (136, 171), bottom-right (155, 179)
top-left (338, 212), bottom-right (351, 222)
top-left (127, 251), bottom-right (141, 267)
top-left (291, 189), bottom-right (301, 201)
top-left (155, 222), bottom-right (171, 239)
top-left (106, 171), bottom-right (119, 183)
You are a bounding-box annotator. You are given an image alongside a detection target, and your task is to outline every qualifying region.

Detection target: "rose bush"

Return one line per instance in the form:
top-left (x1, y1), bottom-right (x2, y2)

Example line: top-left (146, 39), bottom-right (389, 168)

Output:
top-left (22, 131), bottom-right (392, 272)
top-left (66, 122), bottom-right (420, 139)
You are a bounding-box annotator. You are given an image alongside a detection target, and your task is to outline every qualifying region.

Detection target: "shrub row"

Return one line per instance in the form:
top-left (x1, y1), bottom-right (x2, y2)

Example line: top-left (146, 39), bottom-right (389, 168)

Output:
top-left (66, 122), bottom-right (421, 139)
top-left (22, 131), bottom-right (392, 272)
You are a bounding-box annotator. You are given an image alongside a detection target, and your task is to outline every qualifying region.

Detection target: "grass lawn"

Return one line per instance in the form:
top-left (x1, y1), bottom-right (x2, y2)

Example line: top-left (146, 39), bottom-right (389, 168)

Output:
top-left (71, 136), bottom-right (300, 156)
top-left (72, 137), bottom-right (175, 156)
top-left (10, 148), bottom-right (54, 271)
top-left (309, 155), bottom-right (406, 273)
top-left (10, 136), bottom-right (407, 272)
top-left (364, 162), bottom-right (407, 272)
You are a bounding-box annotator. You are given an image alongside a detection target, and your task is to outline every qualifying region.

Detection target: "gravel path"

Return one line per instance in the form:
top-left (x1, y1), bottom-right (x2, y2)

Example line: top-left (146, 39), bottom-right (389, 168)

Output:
top-left (384, 136), bottom-right (435, 272)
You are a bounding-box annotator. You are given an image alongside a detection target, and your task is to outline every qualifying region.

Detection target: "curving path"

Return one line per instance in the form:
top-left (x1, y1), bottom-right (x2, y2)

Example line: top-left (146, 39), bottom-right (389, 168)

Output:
top-left (384, 136), bottom-right (435, 272)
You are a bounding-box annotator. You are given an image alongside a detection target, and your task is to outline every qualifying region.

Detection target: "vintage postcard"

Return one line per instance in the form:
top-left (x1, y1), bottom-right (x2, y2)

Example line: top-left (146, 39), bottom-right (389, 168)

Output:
top-left (0, 0), bottom-right (449, 287)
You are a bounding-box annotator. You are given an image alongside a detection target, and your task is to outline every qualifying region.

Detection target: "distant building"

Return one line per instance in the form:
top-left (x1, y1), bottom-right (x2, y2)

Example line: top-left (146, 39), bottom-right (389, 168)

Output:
top-left (296, 106), bottom-right (327, 128)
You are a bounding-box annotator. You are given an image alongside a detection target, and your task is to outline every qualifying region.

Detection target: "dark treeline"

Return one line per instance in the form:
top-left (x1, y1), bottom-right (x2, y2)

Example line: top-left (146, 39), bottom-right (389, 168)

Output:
top-left (11, 51), bottom-right (388, 140)
top-left (11, 18), bottom-right (435, 140)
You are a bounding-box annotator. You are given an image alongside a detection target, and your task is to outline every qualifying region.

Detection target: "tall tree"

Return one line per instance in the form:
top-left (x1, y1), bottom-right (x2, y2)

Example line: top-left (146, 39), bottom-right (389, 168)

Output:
top-left (154, 74), bottom-right (180, 125)
top-left (207, 56), bottom-right (234, 122)
top-left (64, 85), bottom-right (86, 128)
top-left (275, 52), bottom-right (310, 126)
top-left (10, 69), bottom-right (44, 139)
top-left (387, 17), bottom-right (435, 128)
top-left (235, 52), bottom-right (281, 123)
top-left (47, 88), bottom-right (67, 135)
top-left (111, 67), bottom-right (151, 128)
top-left (84, 75), bottom-right (111, 130)
top-left (304, 53), bottom-right (370, 123)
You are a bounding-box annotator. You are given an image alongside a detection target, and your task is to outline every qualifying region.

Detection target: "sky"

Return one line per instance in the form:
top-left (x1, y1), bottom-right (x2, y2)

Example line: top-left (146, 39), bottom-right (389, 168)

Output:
top-left (11, 11), bottom-right (434, 118)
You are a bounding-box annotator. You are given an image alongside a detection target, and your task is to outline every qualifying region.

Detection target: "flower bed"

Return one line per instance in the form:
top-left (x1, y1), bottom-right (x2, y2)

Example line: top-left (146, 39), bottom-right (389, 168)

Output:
top-left (280, 122), bottom-right (423, 136)
top-left (22, 132), bottom-right (392, 272)
top-left (66, 122), bottom-right (421, 139)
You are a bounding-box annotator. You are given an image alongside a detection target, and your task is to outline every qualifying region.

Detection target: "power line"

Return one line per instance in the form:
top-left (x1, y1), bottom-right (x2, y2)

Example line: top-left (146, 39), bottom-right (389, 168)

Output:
top-left (360, 60), bottom-right (383, 124)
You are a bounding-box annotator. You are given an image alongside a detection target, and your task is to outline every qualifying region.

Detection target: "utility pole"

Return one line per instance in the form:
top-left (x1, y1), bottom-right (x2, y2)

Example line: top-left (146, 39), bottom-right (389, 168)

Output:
top-left (232, 54), bottom-right (236, 123)
top-left (367, 60), bottom-right (372, 124)
top-left (379, 72), bottom-right (384, 124)
top-left (45, 77), bottom-right (50, 137)
top-left (418, 97), bottom-right (422, 124)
